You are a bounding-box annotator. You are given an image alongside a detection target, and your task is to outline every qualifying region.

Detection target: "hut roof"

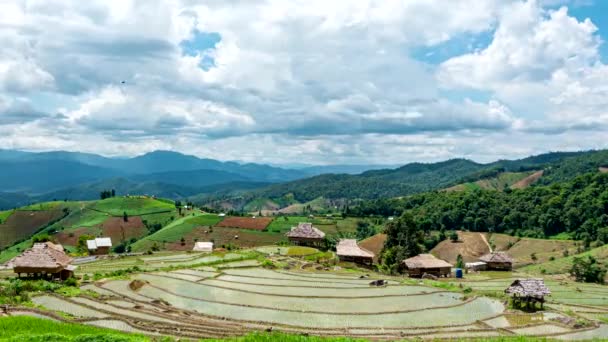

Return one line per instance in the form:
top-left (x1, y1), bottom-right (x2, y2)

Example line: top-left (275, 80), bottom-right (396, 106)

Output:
top-left (402, 254), bottom-right (453, 269)
top-left (193, 241), bottom-right (214, 252)
top-left (286, 223), bottom-right (326, 239)
top-left (479, 251), bottom-right (514, 263)
top-left (336, 239), bottom-right (374, 258)
top-left (505, 279), bottom-right (551, 298)
top-left (86, 237), bottom-right (112, 250)
top-left (12, 242), bottom-right (73, 270)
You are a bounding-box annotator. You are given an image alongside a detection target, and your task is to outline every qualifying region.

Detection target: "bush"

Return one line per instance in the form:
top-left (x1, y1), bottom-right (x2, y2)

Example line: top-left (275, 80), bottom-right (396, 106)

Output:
top-left (570, 256), bottom-right (607, 284)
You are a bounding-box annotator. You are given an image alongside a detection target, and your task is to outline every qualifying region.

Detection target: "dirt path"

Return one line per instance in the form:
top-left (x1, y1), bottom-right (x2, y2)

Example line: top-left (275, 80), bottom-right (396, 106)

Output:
top-left (480, 233), bottom-right (492, 253)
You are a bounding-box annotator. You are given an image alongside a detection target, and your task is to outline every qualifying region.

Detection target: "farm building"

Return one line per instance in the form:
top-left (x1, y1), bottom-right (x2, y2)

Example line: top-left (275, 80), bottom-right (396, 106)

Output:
top-left (505, 279), bottom-right (551, 309)
top-left (402, 254), bottom-right (453, 278)
top-left (11, 242), bottom-right (76, 280)
top-left (479, 251), bottom-right (514, 271)
top-left (87, 237), bottom-right (113, 255)
top-left (336, 239), bottom-right (374, 265)
top-left (286, 222), bottom-right (326, 247)
top-left (465, 261), bottom-right (487, 271)
top-left (193, 241), bottom-right (214, 252)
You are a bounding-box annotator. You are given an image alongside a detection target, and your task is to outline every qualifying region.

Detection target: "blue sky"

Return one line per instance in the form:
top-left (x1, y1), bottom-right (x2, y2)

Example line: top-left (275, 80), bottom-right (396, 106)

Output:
top-left (0, 0), bottom-right (607, 165)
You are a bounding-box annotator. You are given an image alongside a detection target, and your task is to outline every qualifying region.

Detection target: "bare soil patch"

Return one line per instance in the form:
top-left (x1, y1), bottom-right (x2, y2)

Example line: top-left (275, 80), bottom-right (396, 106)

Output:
top-left (0, 210), bottom-right (65, 249)
top-left (164, 227), bottom-right (284, 251)
top-left (55, 227), bottom-right (98, 246)
top-left (511, 170), bottom-right (544, 189)
top-left (599, 167), bottom-right (608, 173)
top-left (431, 231), bottom-right (491, 264)
top-left (359, 234), bottom-right (387, 261)
top-left (216, 216), bottom-right (273, 231)
top-left (101, 216), bottom-right (147, 244)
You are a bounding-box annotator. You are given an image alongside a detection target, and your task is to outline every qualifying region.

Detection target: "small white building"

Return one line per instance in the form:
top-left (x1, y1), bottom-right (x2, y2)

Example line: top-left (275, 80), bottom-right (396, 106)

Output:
top-left (219, 213), bottom-right (226, 217)
top-left (192, 241), bottom-right (214, 253)
top-left (87, 237), bottom-right (113, 255)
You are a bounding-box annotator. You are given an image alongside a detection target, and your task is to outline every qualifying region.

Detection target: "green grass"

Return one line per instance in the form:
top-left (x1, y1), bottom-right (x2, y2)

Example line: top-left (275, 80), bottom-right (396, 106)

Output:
top-left (0, 210), bottom-right (13, 223)
top-left (549, 232), bottom-right (575, 240)
top-left (90, 197), bottom-right (175, 216)
top-left (0, 316), bottom-right (147, 341)
top-left (130, 213), bottom-right (219, 250)
top-left (266, 216), bottom-right (359, 236)
top-left (17, 201), bottom-right (63, 211)
top-left (521, 244), bottom-right (608, 275)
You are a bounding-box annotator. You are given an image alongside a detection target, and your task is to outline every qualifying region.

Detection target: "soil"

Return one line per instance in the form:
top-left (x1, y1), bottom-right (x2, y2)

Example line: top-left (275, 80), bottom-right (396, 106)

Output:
top-left (599, 167), bottom-right (608, 173)
top-left (0, 210), bottom-right (65, 249)
top-left (216, 216), bottom-right (273, 231)
top-left (101, 216), bottom-right (147, 244)
top-left (431, 231), bottom-right (491, 264)
top-left (164, 227), bottom-right (284, 251)
top-left (55, 227), bottom-right (98, 246)
top-left (511, 170), bottom-right (544, 189)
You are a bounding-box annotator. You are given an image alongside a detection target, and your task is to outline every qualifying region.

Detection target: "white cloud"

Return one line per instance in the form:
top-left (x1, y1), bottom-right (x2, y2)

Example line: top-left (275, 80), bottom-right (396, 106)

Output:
top-left (0, 0), bottom-right (606, 164)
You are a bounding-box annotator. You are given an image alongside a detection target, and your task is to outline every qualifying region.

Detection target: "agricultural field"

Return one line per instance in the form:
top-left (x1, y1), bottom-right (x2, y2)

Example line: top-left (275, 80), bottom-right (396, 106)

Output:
top-left (265, 216), bottom-right (361, 236)
top-left (216, 216), bottom-right (273, 231)
top-left (6, 250), bottom-right (607, 340)
top-left (0, 208), bottom-right (67, 250)
top-left (445, 171), bottom-right (540, 192)
top-left (89, 197), bottom-right (175, 216)
top-left (522, 244), bottom-right (608, 278)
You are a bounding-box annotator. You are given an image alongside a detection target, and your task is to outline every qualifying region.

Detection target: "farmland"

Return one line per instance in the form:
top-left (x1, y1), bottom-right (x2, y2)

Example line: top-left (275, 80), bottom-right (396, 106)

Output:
top-left (0, 208), bottom-right (67, 249)
top-left (216, 216), bottom-right (274, 230)
top-left (1, 247), bottom-right (605, 341)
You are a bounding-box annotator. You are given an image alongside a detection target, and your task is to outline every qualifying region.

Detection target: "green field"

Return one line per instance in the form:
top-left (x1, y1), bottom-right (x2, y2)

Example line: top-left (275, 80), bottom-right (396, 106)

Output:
top-left (521, 244), bottom-right (608, 276)
top-left (131, 214), bottom-right (222, 248)
top-left (90, 197), bottom-right (175, 216)
top-left (265, 216), bottom-right (360, 236)
top-left (0, 210), bottom-right (13, 223)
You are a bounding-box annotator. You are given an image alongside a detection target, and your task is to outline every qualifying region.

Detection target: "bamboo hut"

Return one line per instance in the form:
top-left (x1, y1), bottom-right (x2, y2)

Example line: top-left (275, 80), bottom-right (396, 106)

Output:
top-left (286, 223), bottom-right (326, 247)
top-left (479, 251), bottom-right (513, 270)
top-left (336, 239), bottom-right (374, 265)
top-left (402, 254), bottom-right (453, 278)
top-left (12, 242), bottom-right (76, 280)
top-left (505, 279), bottom-right (551, 309)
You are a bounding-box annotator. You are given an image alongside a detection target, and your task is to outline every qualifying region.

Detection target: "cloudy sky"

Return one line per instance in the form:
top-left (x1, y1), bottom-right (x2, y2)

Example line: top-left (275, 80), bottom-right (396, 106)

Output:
top-left (1, 0), bottom-right (608, 165)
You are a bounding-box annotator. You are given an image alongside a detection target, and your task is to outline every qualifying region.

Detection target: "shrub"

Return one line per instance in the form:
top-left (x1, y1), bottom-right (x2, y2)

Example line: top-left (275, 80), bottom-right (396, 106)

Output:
top-left (570, 256), bottom-right (607, 284)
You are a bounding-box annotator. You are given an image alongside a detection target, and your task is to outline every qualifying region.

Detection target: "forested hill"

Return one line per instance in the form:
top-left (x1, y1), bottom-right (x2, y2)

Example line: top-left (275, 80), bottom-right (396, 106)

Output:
top-left (228, 150), bottom-right (608, 203)
top-left (352, 172), bottom-right (608, 243)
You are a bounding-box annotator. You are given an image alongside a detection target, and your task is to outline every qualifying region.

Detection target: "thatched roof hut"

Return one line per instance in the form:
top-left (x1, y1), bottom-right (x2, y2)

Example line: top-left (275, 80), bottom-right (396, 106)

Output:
top-left (479, 251), bottom-right (514, 270)
top-left (505, 279), bottom-right (551, 309)
top-left (336, 239), bottom-right (374, 265)
top-left (402, 254), bottom-right (453, 278)
top-left (12, 242), bottom-right (75, 280)
top-left (286, 223), bottom-right (325, 246)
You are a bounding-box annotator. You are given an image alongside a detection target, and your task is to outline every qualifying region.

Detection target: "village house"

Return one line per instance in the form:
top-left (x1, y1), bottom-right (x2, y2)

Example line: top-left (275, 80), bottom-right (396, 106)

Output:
top-left (285, 222), bottom-right (326, 247)
top-left (87, 237), bottom-right (113, 255)
top-left (479, 251), bottom-right (514, 271)
top-left (11, 242), bottom-right (76, 280)
top-left (336, 239), bottom-right (374, 265)
top-left (505, 279), bottom-right (551, 310)
top-left (192, 241), bottom-right (214, 253)
top-left (465, 261), bottom-right (488, 272)
top-left (402, 254), bottom-right (453, 278)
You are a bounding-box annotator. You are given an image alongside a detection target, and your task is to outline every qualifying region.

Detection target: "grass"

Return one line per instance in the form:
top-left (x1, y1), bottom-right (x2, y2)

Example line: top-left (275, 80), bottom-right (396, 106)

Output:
top-left (0, 210), bottom-right (13, 223)
top-left (521, 244), bottom-right (608, 275)
top-left (90, 197), bottom-right (175, 216)
top-left (0, 316), bottom-right (148, 341)
top-left (130, 213), bottom-right (214, 250)
top-left (265, 216), bottom-right (359, 236)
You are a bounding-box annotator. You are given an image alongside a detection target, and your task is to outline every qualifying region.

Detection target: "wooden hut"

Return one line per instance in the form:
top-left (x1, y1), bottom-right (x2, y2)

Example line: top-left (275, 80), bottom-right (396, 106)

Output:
top-left (336, 239), bottom-right (374, 265)
top-left (286, 223), bottom-right (326, 247)
top-left (11, 242), bottom-right (76, 280)
top-left (87, 237), bottom-right (112, 255)
top-left (479, 251), bottom-right (513, 271)
top-left (402, 254), bottom-right (453, 278)
top-left (505, 279), bottom-right (551, 309)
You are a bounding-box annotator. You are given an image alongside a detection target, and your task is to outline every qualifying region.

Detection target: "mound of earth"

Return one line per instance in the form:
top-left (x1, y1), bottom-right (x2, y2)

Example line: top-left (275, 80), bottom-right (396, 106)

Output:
top-left (358, 234), bottom-right (387, 261)
top-left (431, 231), bottom-right (491, 264)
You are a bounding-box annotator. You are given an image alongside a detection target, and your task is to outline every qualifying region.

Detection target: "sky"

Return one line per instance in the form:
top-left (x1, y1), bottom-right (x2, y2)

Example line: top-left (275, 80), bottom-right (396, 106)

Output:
top-left (1, 0), bottom-right (608, 165)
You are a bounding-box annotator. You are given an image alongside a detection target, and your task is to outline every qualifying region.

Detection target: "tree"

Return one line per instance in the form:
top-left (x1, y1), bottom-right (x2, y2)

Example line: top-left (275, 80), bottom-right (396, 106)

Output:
top-left (455, 254), bottom-right (464, 269)
top-left (531, 253), bottom-right (537, 262)
top-left (449, 230), bottom-right (459, 242)
top-left (123, 211), bottom-right (128, 222)
top-left (111, 189), bottom-right (116, 197)
top-left (381, 211), bottom-right (423, 273)
top-left (570, 256), bottom-right (607, 284)
top-left (356, 221), bottom-right (375, 240)
top-left (77, 234), bottom-right (95, 253)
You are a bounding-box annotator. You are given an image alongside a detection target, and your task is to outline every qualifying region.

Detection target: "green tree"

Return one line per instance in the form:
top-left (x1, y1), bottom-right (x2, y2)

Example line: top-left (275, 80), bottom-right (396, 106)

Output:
top-left (381, 212), bottom-right (423, 273)
top-left (455, 254), bottom-right (464, 269)
top-left (570, 256), bottom-right (607, 284)
top-left (77, 234), bottom-right (95, 253)
top-left (123, 211), bottom-right (128, 222)
top-left (449, 230), bottom-right (459, 242)
top-left (355, 221), bottom-right (375, 240)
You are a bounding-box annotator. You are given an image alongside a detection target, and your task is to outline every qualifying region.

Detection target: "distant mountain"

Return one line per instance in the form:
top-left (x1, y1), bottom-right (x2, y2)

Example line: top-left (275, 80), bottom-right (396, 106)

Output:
top-left (298, 164), bottom-right (400, 175)
top-left (205, 149), bottom-right (608, 209)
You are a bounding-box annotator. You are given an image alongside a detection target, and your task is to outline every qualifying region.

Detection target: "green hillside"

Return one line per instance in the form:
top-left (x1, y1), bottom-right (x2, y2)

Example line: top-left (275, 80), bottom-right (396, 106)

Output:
top-left (521, 244), bottom-right (608, 276)
top-left (446, 171), bottom-right (536, 192)
top-left (89, 196), bottom-right (175, 216)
